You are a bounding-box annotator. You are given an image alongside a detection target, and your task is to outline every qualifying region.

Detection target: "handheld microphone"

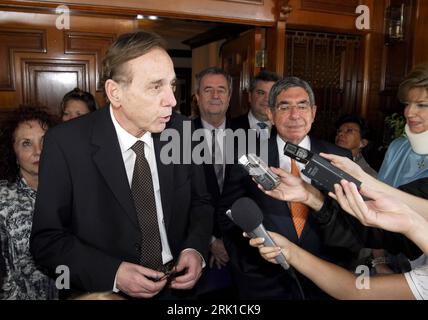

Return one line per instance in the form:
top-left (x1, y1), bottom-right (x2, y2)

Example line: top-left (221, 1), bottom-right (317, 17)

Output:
top-left (225, 197), bottom-right (290, 270)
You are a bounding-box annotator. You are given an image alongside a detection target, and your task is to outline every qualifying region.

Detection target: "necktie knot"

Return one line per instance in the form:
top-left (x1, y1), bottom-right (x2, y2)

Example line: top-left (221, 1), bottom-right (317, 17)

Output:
top-left (257, 122), bottom-right (268, 129)
top-left (131, 140), bottom-right (145, 156)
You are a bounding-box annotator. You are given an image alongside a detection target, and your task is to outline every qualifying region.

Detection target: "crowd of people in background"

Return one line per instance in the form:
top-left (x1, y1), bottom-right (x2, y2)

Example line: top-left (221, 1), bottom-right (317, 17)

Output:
top-left (0, 31), bottom-right (428, 300)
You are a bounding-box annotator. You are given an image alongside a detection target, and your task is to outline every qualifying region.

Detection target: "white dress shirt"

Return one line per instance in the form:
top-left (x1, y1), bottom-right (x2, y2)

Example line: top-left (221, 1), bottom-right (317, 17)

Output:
top-left (248, 110), bottom-right (272, 139)
top-left (110, 107), bottom-right (173, 265)
top-left (200, 118), bottom-right (226, 179)
top-left (110, 107), bottom-right (204, 291)
top-left (276, 135), bottom-right (312, 184)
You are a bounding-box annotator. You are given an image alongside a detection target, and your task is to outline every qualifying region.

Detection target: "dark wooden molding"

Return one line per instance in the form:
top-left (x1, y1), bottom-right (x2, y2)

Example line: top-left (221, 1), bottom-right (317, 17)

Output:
top-left (215, 0), bottom-right (263, 4)
top-left (182, 24), bottom-right (251, 49)
top-left (0, 28), bottom-right (46, 91)
top-left (167, 49), bottom-right (192, 58)
top-left (300, 0), bottom-right (359, 16)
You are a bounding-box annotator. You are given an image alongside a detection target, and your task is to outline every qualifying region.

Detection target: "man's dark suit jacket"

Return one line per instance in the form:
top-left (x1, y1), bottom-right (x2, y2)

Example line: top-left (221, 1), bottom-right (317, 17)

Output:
top-left (30, 107), bottom-right (213, 292)
top-left (232, 114), bottom-right (250, 130)
top-left (216, 134), bottom-right (353, 300)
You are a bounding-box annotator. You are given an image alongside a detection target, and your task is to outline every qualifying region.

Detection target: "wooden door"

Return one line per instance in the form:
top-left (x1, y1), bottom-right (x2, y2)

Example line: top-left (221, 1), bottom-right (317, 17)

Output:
top-left (22, 59), bottom-right (90, 116)
top-left (220, 28), bottom-right (264, 118)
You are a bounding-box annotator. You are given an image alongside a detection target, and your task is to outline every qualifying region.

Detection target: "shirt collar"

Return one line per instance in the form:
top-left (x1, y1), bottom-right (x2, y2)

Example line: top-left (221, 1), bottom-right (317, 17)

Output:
top-left (200, 118), bottom-right (226, 130)
top-left (248, 110), bottom-right (272, 129)
top-left (109, 105), bottom-right (152, 153)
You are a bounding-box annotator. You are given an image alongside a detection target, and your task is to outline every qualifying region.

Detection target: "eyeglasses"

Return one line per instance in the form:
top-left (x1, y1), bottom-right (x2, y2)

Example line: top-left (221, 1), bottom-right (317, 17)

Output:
top-left (336, 128), bottom-right (360, 135)
top-left (275, 101), bottom-right (311, 113)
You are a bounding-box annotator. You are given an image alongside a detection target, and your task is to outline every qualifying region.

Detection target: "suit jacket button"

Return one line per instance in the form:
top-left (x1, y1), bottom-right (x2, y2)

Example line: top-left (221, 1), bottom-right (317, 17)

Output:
top-left (134, 243), bottom-right (141, 252)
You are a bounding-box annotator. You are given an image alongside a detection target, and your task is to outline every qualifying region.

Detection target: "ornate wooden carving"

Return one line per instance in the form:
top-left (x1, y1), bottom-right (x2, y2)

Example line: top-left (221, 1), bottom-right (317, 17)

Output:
top-left (64, 31), bottom-right (115, 92)
top-left (0, 28), bottom-right (46, 90)
top-left (21, 58), bottom-right (90, 114)
top-left (278, 0), bottom-right (292, 21)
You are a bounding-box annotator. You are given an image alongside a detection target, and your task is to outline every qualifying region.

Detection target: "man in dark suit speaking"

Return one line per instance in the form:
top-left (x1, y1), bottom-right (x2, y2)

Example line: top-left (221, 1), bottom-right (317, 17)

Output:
top-left (30, 32), bottom-right (213, 299)
top-left (217, 77), bottom-right (353, 299)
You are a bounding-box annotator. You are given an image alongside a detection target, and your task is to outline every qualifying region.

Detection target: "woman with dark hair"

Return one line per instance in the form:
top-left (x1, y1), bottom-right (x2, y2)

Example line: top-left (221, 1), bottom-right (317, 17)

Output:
top-left (60, 88), bottom-right (97, 122)
top-left (0, 106), bottom-right (58, 299)
top-left (335, 114), bottom-right (377, 177)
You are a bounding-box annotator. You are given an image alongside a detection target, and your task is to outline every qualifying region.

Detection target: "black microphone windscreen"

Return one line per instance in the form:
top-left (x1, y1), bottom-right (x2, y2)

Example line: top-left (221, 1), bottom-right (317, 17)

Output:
top-left (230, 197), bottom-right (263, 232)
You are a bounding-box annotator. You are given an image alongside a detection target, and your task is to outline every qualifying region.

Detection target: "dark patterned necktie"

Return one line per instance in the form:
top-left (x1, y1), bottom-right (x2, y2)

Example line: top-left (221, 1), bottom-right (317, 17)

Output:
top-left (131, 140), bottom-right (163, 269)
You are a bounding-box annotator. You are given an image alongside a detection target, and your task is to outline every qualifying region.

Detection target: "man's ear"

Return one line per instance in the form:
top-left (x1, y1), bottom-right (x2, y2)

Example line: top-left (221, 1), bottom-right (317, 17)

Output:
top-left (311, 104), bottom-right (317, 119)
top-left (360, 138), bottom-right (368, 148)
top-left (105, 79), bottom-right (122, 108)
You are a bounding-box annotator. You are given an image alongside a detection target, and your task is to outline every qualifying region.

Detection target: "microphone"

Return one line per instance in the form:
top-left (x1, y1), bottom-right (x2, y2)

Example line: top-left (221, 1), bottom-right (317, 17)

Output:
top-left (226, 197), bottom-right (290, 270)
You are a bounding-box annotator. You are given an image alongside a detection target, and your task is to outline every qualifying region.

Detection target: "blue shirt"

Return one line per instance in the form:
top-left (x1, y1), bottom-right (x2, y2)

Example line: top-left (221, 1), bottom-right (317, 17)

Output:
top-left (378, 137), bottom-right (428, 187)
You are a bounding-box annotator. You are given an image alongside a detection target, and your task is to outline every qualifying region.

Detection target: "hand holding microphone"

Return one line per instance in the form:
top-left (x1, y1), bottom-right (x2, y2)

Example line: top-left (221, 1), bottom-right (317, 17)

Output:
top-left (248, 231), bottom-right (294, 266)
top-left (226, 197), bottom-right (290, 270)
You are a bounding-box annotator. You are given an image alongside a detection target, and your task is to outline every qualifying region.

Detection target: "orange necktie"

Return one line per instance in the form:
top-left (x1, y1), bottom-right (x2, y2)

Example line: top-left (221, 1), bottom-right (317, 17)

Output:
top-left (290, 159), bottom-right (309, 238)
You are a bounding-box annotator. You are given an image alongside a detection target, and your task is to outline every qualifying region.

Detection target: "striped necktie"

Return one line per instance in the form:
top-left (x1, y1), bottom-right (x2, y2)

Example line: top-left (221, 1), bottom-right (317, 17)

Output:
top-left (289, 159), bottom-right (309, 238)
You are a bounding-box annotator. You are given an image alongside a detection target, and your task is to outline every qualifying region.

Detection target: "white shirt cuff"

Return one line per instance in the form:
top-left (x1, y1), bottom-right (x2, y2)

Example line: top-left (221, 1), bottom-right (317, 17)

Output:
top-left (182, 248), bottom-right (206, 269)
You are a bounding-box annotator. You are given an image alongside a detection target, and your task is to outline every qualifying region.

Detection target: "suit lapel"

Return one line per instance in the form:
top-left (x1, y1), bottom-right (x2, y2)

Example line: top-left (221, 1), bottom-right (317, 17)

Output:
top-left (91, 107), bottom-right (139, 227)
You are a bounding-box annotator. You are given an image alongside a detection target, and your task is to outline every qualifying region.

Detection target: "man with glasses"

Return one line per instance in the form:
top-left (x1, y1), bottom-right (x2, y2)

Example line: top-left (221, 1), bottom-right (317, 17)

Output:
top-left (216, 77), bottom-right (352, 299)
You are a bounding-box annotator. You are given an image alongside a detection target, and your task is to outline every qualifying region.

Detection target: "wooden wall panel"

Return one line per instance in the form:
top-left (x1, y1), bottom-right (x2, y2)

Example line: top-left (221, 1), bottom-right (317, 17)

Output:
top-left (286, 0), bottom-right (371, 31)
top-left (0, 28), bottom-right (46, 90)
top-left (412, 0), bottom-right (428, 65)
top-left (22, 58), bottom-right (90, 115)
top-left (64, 31), bottom-right (115, 91)
top-left (0, 11), bottom-right (135, 111)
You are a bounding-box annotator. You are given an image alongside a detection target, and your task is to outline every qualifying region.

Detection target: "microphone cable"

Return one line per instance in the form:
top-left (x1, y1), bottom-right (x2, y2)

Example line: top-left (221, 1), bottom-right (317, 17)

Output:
top-left (287, 266), bottom-right (306, 300)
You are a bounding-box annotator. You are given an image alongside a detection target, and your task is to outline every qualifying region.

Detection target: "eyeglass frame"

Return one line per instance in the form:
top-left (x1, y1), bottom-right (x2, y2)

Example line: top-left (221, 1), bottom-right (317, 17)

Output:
top-left (274, 100), bottom-right (313, 113)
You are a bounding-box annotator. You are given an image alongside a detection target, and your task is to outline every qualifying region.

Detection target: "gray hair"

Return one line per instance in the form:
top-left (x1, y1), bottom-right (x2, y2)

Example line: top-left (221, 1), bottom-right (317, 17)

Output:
top-left (268, 77), bottom-right (315, 111)
top-left (195, 67), bottom-right (232, 95)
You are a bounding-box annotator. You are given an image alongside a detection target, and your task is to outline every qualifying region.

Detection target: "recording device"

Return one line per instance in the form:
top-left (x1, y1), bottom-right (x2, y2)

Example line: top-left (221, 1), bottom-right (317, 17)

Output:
top-left (238, 154), bottom-right (280, 190)
top-left (283, 142), bottom-right (361, 193)
top-left (225, 197), bottom-right (289, 270)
